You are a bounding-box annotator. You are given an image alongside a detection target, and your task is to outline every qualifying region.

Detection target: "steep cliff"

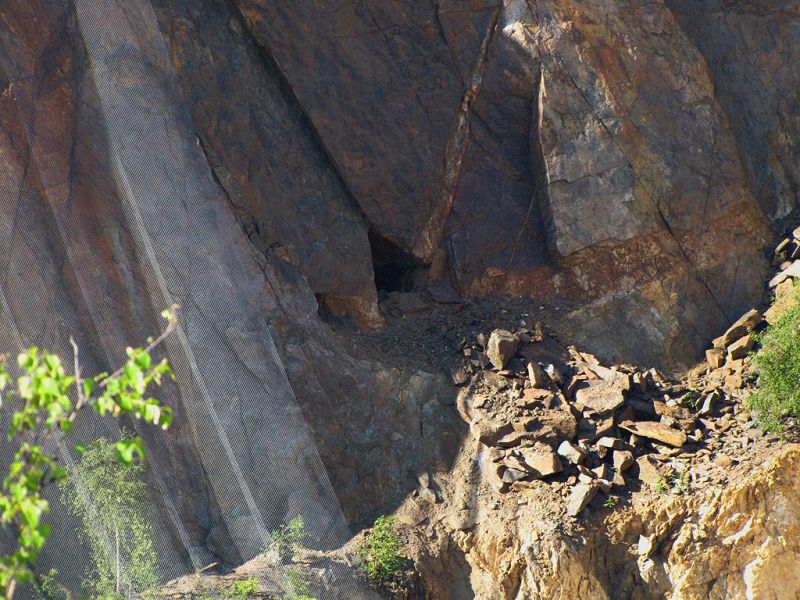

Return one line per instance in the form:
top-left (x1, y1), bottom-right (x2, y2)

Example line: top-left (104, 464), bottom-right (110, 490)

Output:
top-left (0, 0), bottom-right (797, 596)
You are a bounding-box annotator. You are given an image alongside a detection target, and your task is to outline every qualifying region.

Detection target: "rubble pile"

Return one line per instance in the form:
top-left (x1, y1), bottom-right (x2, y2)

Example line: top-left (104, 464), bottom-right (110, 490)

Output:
top-left (444, 228), bottom-right (800, 517)
top-left (450, 319), bottom-right (772, 516)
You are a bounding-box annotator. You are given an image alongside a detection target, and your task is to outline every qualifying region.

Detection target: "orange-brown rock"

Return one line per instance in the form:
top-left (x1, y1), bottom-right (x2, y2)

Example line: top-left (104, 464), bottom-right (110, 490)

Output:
top-left (620, 421), bottom-right (688, 447)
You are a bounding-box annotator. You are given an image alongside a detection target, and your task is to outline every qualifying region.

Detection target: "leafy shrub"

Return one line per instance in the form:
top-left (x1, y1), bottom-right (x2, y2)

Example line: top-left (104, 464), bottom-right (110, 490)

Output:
top-left (667, 463), bottom-right (690, 494)
top-left (266, 515), bottom-right (307, 563)
top-left (748, 282), bottom-right (800, 430)
top-left (230, 577), bottom-right (259, 600)
top-left (358, 515), bottom-right (404, 580)
top-left (34, 569), bottom-right (69, 600)
top-left (60, 437), bottom-right (160, 599)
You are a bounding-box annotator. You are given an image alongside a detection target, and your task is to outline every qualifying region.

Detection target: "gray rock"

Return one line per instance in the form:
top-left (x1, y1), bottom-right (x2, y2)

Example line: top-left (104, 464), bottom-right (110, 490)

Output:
top-left (502, 467), bottom-right (529, 484)
top-left (699, 391), bottom-right (718, 416)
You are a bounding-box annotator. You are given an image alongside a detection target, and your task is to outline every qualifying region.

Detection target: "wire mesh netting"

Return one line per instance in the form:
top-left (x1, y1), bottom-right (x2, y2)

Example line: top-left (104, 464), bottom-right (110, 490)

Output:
top-left (0, 0), bottom-right (379, 597)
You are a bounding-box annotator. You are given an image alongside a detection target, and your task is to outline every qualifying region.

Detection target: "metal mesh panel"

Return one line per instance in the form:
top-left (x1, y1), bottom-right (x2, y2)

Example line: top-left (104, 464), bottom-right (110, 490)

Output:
top-left (0, 0), bottom-right (379, 596)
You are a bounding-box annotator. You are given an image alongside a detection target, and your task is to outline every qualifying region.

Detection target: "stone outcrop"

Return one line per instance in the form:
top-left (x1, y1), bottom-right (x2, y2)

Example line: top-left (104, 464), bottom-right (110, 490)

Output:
top-left (405, 441), bottom-right (800, 599)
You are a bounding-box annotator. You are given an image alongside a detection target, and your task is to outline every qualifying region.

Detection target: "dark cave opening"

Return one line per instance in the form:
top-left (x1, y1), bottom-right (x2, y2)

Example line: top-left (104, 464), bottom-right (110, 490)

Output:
top-left (368, 232), bottom-right (429, 293)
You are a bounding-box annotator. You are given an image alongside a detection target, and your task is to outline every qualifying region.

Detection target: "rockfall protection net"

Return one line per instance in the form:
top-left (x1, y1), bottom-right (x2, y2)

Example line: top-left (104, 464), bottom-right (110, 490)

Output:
top-left (0, 0), bottom-right (379, 597)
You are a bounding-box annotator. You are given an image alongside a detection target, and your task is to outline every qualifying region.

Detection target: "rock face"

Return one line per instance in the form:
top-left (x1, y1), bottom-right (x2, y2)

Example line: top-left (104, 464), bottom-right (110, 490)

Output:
top-left (666, 0), bottom-right (800, 221)
top-left (0, 0), bottom-right (795, 593)
top-left (0, 0), bottom-right (462, 586)
top-left (147, 0), bottom-right (773, 369)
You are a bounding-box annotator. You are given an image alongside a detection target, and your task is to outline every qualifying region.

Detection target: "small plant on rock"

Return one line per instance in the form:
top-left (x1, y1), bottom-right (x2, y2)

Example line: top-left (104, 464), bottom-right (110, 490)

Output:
top-left (358, 515), bottom-right (404, 580)
top-left (668, 463), bottom-right (690, 495)
top-left (748, 281), bottom-right (800, 431)
top-left (265, 515), bottom-right (307, 564)
top-left (282, 568), bottom-right (315, 600)
top-left (652, 475), bottom-right (668, 495)
top-left (602, 497), bottom-right (617, 509)
top-left (230, 577), bottom-right (259, 600)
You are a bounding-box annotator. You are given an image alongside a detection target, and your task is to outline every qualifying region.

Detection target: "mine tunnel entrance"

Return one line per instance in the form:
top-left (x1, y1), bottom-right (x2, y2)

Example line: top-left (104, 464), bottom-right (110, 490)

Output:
top-left (369, 232), bottom-right (429, 293)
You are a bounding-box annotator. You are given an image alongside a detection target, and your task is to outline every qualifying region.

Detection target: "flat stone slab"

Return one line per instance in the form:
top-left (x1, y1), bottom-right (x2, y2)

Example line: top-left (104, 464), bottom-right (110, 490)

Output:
top-left (620, 420), bottom-right (687, 447)
top-left (573, 380), bottom-right (626, 414)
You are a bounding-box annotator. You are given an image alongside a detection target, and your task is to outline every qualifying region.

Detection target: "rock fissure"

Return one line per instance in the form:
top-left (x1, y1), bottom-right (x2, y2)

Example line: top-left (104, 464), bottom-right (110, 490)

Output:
top-left (417, 4), bottom-right (503, 263)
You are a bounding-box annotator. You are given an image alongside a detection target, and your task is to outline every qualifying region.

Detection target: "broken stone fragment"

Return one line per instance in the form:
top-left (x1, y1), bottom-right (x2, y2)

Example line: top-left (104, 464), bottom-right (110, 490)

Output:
top-left (724, 373), bottom-right (743, 389)
top-left (592, 463), bottom-right (610, 480)
top-left (612, 470), bottom-right (625, 487)
top-left (613, 450), bottom-right (634, 471)
top-left (577, 415), bottom-right (615, 442)
top-left (769, 262), bottom-right (800, 288)
top-left (516, 444), bottom-right (563, 478)
top-left (727, 333), bottom-right (754, 360)
top-left (544, 364), bottom-right (564, 386)
top-left (653, 400), bottom-right (695, 429)
top-left (502, 467), bottom-right (528, 483)
top-left (512, 419), bottom-right (535, 433)
top-left (486, 447), bottom-right (505, 463)
top-left (699, 391), bottom-right (719, 417)
top-left (720, 309), bottom-right (761, 347)
top-left (636, 455), bottom-right (663, 485)
top-left (498, 424), bottom-right (559, 447)
top-left (558, 440), bottom-right (586, 465)
top-left (597, 436), bottom-right (624, 450)
top-left (483, 371), bottom-right (508, 390)
top-left (515, 387), bottom-right (555, 409)
top-left (620, 421), bottom-right (687, 447)
top-left (503, 454), bottom-right (534, 474)
top-left (705, 347), bottom-right (725, 369)
top-left (537, 408), bottom-right (578, 440)
top-left (470, 419), bottom-right (514, 446)
top-left (573, 380), bottom-right (626, 414)
top-left (486, 329), bottom-right (520, 369)
top-left (586, 364), bottom-right (632, 391)
top-left (527, 361), bottom-right (549, 388)
top-left (620, 421), bottom-right (686, 448)
top-left (566, 483), bottom-right (598, 517)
